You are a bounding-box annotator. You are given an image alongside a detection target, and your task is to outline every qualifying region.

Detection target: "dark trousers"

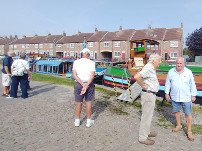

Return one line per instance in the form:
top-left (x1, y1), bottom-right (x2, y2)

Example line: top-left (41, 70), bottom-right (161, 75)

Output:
top-left (10, 74), bottom-right (28, 99)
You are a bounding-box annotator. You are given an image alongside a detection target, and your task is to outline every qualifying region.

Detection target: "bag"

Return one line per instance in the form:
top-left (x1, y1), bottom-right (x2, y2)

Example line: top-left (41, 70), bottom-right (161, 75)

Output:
top-left (12, 61), bottom-right (25, 76)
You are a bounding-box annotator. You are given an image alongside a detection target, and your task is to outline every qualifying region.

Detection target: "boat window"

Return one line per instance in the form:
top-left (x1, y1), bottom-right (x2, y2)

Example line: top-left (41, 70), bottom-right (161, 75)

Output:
top-left (53, 66), bottom-right (57, 73)
top-left (43, 65), bottom-right (47, 72)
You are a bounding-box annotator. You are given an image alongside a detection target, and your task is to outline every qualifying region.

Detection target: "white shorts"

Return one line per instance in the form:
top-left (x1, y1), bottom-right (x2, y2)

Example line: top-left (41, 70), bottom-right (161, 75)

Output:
top-left (2, 73), bottom-right (11, 86)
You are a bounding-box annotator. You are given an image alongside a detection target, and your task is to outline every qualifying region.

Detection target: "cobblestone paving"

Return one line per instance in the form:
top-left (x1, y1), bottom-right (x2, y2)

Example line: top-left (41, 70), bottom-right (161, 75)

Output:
top-left (0, 72), bottom-right (202, 151)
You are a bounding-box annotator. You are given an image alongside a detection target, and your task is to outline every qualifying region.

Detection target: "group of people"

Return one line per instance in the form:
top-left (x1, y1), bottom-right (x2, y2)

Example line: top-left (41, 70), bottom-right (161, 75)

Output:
top-left (2, 51), bottom-right (31, 99)
top-left (73, 48), bottom-right (197, 145)
top-left (1, 48), bottom-right (197, 145)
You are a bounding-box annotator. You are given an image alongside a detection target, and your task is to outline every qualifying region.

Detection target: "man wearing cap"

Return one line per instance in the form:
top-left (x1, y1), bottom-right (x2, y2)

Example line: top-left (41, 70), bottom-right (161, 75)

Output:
top-left (72, 48), bottom-right (95, 127)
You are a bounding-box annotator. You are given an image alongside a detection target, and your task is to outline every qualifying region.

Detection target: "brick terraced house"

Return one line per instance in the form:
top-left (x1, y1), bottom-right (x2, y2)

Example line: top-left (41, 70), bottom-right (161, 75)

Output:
top-left (4, 24), bottom-right (183, 61)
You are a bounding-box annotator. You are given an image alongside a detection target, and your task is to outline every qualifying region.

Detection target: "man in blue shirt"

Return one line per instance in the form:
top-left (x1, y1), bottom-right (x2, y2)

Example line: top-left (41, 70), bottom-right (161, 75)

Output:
top-left (165, 57), bottom-right (197, 141)
top-left (2, 51), bottom-right (16, 96)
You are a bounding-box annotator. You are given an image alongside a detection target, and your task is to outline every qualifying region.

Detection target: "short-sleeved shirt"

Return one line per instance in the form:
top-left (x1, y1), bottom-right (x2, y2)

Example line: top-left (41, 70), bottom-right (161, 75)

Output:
top-left (73, 58), bottom-right (95, 83)
top-left (11, 59), bottom-right (29, 74)
top-left (2, 55), bottom-right (13, 74)
top-left (139, 63), bottom-right (159, 92)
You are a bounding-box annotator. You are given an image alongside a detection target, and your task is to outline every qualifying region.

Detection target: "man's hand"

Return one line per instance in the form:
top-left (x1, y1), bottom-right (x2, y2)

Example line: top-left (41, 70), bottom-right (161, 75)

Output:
top-left (165, 93), bottom-right (170, 102)
top-left (8, 73), bottom-right (12, 77)
top-left (80, 83), bottom-right (89, 95)
top-left (142, 83), bottom-right (148, 90)
top-left (191, 96), bottom-right (196, 102)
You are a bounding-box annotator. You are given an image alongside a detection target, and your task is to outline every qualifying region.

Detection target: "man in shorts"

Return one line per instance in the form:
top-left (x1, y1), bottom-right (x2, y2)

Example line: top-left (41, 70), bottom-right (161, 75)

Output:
top-left (2, 51), bottom-right (16, 96)
top-left (72, 48), bottom-right (95, 127)
top-left (165, 57), bottom-right (197, 141)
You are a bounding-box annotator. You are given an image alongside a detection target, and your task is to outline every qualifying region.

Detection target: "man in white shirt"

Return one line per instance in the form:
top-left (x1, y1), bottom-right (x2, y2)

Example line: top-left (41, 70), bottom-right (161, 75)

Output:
top-left (165, 57), bottom-right (197, 141)
top-left (134, 54), bottom-right (161, 145)
top-left (72, 48), bottom-right (95, 127)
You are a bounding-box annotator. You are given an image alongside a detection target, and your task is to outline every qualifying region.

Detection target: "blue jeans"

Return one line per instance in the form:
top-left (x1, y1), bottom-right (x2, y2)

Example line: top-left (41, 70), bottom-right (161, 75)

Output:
top-left (10, 74), bottom-right (28, 99)
top-left (171, 100), bottom-right (192, 115)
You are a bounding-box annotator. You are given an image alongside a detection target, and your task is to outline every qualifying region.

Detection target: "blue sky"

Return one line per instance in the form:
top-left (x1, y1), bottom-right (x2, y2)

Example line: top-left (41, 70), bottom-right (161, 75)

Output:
top-left (0, 0), bottom-right (202, 47)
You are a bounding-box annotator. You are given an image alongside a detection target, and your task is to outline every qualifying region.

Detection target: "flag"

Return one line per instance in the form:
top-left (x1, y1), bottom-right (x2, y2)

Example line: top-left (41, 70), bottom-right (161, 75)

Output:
top-left (83, 36), bottom-right (86, 49)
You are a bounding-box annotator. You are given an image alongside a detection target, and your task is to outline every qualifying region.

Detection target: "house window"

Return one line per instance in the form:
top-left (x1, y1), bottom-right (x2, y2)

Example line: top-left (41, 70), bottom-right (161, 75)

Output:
top-left (70, 51), bottom-right (74, 56)
top-left (14, 45), bottom-right (17, 49)
top-left (39, 44), bottom-right (43, 48)
top-left (104, 42), bottom-right (109, 47)
top-left (10, 45), bottom-right (13, 49)
top-left (49, 51), bottom-right (53, 55)
top-left (114, 51), bottom-right (121, 57)
top-left (70, 43), bottom-right (74, 48)
top-left (35, 44), bottom-right (38, 48)
top-left (170, 52), bottom-right (177, 58)
top-left (22, 45), bottom-right (25, 48)
top-left (26, 44), bottom-right (29, 48)
top-left (88, 42), bottom-right (93, 47)
top-left (90, 51), bottom-right (93, 57)
top-left (57, 44), bottom-right (61, 48)
top-left (66, 52), bottom-right (69, 56)
top-left (114, 42), bottom-right (120, 47)
top-left (67, 44), bottom-right (69, 48)
top-left (170, 41), bottom-right (178, 47)
top-left (49, 44), bottom-right (53, 48)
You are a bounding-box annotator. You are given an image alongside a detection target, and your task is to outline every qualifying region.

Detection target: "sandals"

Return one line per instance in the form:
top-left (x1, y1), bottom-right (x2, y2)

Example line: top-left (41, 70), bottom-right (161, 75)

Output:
top-left (2, 93), bottom-right (9, 97)
top-left (187, 131), bottom-right (194, 141)
top-left (172, 125), bottom-right (182, 132)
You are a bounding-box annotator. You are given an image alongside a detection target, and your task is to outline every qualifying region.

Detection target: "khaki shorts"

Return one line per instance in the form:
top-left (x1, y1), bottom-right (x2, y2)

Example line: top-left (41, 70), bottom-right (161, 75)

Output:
top-left (2, 73), bottom-right (11, 86)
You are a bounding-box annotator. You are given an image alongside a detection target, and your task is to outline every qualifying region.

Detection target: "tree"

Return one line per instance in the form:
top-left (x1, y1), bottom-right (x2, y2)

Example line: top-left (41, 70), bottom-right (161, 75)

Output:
top-left (186, 27), bottom-right (202, 56)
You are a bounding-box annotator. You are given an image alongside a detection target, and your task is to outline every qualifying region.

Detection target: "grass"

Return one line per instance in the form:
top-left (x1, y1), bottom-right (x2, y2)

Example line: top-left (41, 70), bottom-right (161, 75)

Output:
top-left (156, 117), bottom-right (174, 129)
top-left (192, 106), bottom-right (202, 113)
top-left (31, 73), bottom-right (75, 86)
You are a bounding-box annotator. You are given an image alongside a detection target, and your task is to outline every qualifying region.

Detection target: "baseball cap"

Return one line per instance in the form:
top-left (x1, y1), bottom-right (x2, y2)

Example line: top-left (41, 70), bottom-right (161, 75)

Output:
top-left (81, 48), bottom-right (91, 53)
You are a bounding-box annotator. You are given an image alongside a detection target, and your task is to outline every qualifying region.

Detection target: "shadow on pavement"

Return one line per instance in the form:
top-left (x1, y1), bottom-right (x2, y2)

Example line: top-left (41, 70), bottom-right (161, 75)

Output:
top-left (28, 86), bottom-right (56, 97)
top-left (80, 100), bottom-right (111, 124)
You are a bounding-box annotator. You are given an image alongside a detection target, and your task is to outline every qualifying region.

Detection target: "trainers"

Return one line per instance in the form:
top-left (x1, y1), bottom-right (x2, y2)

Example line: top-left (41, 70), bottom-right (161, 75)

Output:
top-left (6, 96), bottom-right (14, 99)
top-left (74, 119), bottom-right (80, 127)
top-left (187, 131), bottom-right (194, 141)
top-left (172, 125), bottom-right (182, 132)
top-left (86, 119), bottom-right (94, 127)
top-left (139, 139), bottom-right (155, 145)
top-left (148, 132), bottom-right (157, 137)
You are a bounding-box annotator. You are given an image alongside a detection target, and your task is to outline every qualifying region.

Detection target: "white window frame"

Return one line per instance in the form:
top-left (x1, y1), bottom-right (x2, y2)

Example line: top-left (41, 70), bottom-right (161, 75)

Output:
top-left (26, 44), bottom-right (29, 48)
top-left (114, 42), bottom-right (120, 47)
top-left (57, 44), bottom-right (62, 48)
top-left (170, 41), bottom-right (178, 47)
top-left (35, 44), bottom-right (38, 48)
top-left (49, 51), bottom-right (53, 55)
top-left (70, 51), bottom-right (74, 56)
top-left (49, 44), bottom-right (53, 48)
top-left (67, 44), bottom-right (69, 48)
top-left (90, 51), bottom-right (93, 57)
top-left (170, 52), bottom-right (177, 58)
top-left (114, 51), bottom-right (121, 57)
top-left (22, 45), bottom-right (25, 48)
top-left (88, 42), bottom-right (93, 47)
top-left (39, 44), bottom-right (43, 48)
top-left (104, 42), bottom-right (109, 47)
top-left (66, 52), bottom-right (69, 56)
top-left (70, 43), bottom-right (74, 48)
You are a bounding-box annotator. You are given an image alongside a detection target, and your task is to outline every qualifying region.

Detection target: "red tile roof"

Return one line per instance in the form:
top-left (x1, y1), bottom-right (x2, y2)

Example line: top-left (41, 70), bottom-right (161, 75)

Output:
top-left (101, 29), bottom-right (135, 41)
top-left (164, 28), bottom-right (183, 41)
